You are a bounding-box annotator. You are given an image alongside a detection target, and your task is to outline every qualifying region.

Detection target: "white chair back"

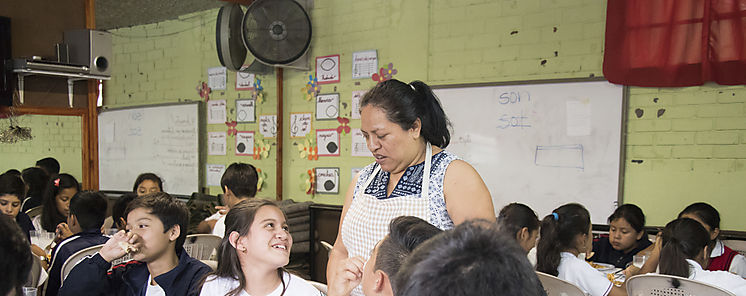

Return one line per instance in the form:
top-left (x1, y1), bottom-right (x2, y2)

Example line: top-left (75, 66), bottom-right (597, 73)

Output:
top-left (535, 271), bottom-right (586, 296)
top-left (184, 234), bottom-right (222, 260)
top-left (60, 244), bottom-right (104, 284)
top-left (309, 281), bottom-right (328, 294)
top-left (25, 206), bottom-right (43, 219)
top-left (626, 273), bottom-right (736, 296)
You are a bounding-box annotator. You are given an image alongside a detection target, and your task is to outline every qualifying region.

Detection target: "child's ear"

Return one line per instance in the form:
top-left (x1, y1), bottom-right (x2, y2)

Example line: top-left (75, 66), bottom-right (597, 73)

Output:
top-left (168, 224), bottom-right (181, 242)
top-left (518, 227), bottom-right (529, 242)
top-left (374, 270), bottom-right (387, 292)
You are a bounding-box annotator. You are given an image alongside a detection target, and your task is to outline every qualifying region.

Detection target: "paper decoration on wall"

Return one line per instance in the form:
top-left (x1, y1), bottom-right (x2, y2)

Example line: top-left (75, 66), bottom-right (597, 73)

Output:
top-left (298, 133), bottom-right (318, 161)
top-left (337, 117), bottom-right (350, 135)
top-left (206, 164), bottom-right (226, 186)
top-left (252, 77), bottom-right (265, 104)
top-left (208, 132), bottom-right (227, 155)
top-left (315, 167), bottom-right (340, 194)
top-left (253, 136), bottom-right (271, 160)
top-left (352, 50), bottom-right (378, 79)
top-left (290, 112), bottom-right (312, 138)
top-left (236, 70), bottom-right (255, 90)
top-left (300, 169), bottom-right (315, 195)
top-left (225, 120), bottom-right (238, 136)
top-left (256, 168), bottom-right (267, 191)
top-left (236, 99), bottom-right (256, 123)
top-left (372, 63), bottom-right (397, 83)
top-left (259, 115), bottom-right (277, 138)
top-left (316, 93), bottom-right (340, 120)
top-left (197, 81), bottom-right (211, 101)
top-left (235, 131), bottom-right (255, 156)
top-left (351, 90), bottom-right (366, 119)
top-left (207, 100), bottom-right (227, 124)
top-left (208, 66), bottom-right (227, 90)
top-left (301, 74), bottom-right (321, 101)
top-left (351, 128), bottom-right (373, 157)
top-left (316, 54), bottom-right (340, 84)
top-left (317, 129), bottom-right (340, 157)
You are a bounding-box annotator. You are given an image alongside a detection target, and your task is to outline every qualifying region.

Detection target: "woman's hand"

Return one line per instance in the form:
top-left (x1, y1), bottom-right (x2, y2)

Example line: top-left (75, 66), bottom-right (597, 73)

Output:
top-left (327, 256), bottom-right (365, 296)
top-left (99, 230), bottom-right (141, 262)
top-left (55, 223), bottom-right (74, 242)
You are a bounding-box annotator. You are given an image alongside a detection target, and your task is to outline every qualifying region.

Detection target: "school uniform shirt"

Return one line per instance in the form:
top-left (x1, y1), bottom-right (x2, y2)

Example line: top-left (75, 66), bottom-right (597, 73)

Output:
top-left (199, 271), bottom-right (322, 296)
top-left (15, 211), bottom-right (35, 240)
top-left (21, 195), bottom-right (42, 213)
top-left (557, 252), bottom-right (613, 296)
top-left (590, 235), bottom-right (652, 268)
top-left (687, 259), bottom-right (746, 295)
top-left (45, 228), bottom-right (109, 296)
top-left (708, 239), bottom-right (746, 278)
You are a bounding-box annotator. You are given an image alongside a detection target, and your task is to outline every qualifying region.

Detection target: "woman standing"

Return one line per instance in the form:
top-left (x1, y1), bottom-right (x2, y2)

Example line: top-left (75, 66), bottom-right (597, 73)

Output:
top-left (327, 79), bottom-right (495, 295)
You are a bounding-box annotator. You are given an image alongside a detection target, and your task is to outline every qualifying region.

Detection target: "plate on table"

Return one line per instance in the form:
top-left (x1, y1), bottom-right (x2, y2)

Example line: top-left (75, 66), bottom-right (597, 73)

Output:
top-left (589, 262), bottom-right (616, 272)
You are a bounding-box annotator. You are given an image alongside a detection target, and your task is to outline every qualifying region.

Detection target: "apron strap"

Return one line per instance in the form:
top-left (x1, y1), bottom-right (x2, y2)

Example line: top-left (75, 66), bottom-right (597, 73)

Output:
top-left (358, 142), bottom-right (433, 200)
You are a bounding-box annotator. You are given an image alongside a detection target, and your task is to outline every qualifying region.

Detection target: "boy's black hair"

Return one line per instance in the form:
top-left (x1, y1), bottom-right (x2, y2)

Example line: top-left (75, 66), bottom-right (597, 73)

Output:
top-left (4, 169), bottom-right (21, 177)
top-left (125, 192), bottom-right (189, 251)
top-left (36, 157), bottom-right (61, 175)
top-left (497, 202), bottom-right (540, 238)
top-left (0, 214), bottom-right (33, 296)
top-left (21, 167), bottom-right (49, 198)
top-left (220, 163), bottom-right (258, 198)
top-left (0, 173), bottom-right (25, 198)
top-left (69, 191), bottom-right (108, 231)
top-left (112, 192), bottom-right (137, 228)
top-left (374, 216), bottom-right (442, 278)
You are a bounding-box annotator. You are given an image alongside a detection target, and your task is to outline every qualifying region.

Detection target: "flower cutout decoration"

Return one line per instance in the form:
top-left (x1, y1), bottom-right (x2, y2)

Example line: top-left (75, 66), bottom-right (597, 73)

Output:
top-left (225, 121), bottom-right (238, 136)
top-left (253, 137), bottom-right (271, 160)
top-left (197, 81), bottom-right (211, 101)
top-left (372, 63), bottom-right (397, 83)
top-left (256, 168), bottom-right (267, 191)
top-left (300, 169), bottom-right (315, 195)
top-left (252, 77), bottom-right (265, 104)
top-left (336, 117), bottom-right (350, 135)
top-left (297, 133), bottom-right (318, 160)
top-left (301, 74), bottom-right (321, 101)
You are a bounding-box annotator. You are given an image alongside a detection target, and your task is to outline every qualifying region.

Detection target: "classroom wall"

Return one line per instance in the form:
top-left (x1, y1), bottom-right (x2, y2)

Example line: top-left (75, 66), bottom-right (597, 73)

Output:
top-left (103, 0), bottom-right (746, 230)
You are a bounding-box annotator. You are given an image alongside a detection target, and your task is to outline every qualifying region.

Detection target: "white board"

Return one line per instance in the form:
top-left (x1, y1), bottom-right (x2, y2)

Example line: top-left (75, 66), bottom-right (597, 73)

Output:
top-left (98, 102), bottom-right (200, 195)
top-left (434, 80), bottom-right (624, 224)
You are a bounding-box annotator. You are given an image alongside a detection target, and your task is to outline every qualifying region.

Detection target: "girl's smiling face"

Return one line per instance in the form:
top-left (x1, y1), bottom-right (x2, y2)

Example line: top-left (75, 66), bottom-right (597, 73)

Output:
top-left (235, 205), bottom-right (292, 269)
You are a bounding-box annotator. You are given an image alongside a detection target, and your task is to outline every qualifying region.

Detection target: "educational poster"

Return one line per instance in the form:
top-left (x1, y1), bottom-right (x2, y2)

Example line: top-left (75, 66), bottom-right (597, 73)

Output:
top-left (235, 131), bottom-right (255, 156)
top-left (316, 93), bottom-right (340, 120)
top-left (352, 50), bottom-right (378, 79)
top-left (236, 99), bottom-right (256, 123)
top-left (206, 164), bottom-right (226, 186)
top-left (259, 114), bottom-right (277, 138)
top-left (351, 90), bottom-right (366, 119)
top-left (208, 132), bottom-right (226, 155)
top-left (351, 128), bottom-right (373, 157)
top-left (315, 167), bottom-right (340, 194)
top-left (290, 112), bottom-right (313, 138)
top-left (317, 129), bottom-right (340, 156)
top-left (236, 71), bottom-right (255, 90)
top-left (316, 54), bottom-right (340, 84)
top-left (207, 100), bottom-right (227, 124)
top-left (207, 66), bottom-right (227, 90)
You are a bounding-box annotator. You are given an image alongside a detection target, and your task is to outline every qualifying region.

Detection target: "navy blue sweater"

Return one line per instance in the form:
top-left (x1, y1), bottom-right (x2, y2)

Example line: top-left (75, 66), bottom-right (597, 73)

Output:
top-left (46, 229), bottom-right (109, 296)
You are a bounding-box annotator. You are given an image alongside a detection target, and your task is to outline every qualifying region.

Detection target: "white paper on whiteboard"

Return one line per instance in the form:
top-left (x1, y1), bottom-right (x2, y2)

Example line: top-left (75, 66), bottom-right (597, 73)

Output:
top-left (208, 66), bottom-right (227, 90)
top-left (351, 90), bottom-right (366, 119)
top-left (208, 132), bottom-right (227, 155)
top-left (259, 115), bottom-right (277, 138)
top-left (566, 100), bottom-right (592, 136)
top-left (236, 99), bottom-right (256, 123)
top-left (206, 164), bottom-right (226, 186)
top-left (207, 100), bottom-right (227, 124)
top-left (103, 123), bottom-right (115, 143)
top-left (352, 50), bottom-right (378, 79)
top-left (351, 128), bottom-right (372, 157)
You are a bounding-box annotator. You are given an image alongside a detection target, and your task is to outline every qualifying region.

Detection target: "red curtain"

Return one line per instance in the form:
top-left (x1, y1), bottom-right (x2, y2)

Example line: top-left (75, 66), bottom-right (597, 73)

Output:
top-left (604, 0), bottom-right (746, 86)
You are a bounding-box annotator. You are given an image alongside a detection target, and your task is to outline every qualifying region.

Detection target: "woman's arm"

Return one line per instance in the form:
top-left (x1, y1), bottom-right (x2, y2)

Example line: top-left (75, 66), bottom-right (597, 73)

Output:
top-left (443, 160), bottom-right (495, 224)
top-left (326, 173), bottom-right (359, 286)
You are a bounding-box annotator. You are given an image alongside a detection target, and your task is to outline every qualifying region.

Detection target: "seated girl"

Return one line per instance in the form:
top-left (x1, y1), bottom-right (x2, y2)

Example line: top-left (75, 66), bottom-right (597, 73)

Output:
top-left (33, 174), bottom-right (79, 234)
top-left (132, 173), bottom-right (162, 196)
top-left (679, 202), bottom-right (746, 277)
top-left (537, 203), bottom-right (627, 296)
top-left (200, 199), bottom-right (321, 296)
top-left (497, 202), bottom-right (540, 254)
top-left (659, 218), bottom-right (746, 295)
top-left (590, 204), bottom-right (653, 268)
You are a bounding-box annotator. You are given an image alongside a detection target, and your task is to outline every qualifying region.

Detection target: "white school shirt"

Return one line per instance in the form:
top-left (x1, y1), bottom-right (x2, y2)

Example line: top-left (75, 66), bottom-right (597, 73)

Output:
top-left (146, 274), bottom-right (166, 296)
top-left (711, 239), bottom-right (746, 278)
top-left (557, 252), bottom-right (613, 296)
top-left (199, 271), bottom-right (322, 296)
top-left (687, 259), bottom-right (746, 295)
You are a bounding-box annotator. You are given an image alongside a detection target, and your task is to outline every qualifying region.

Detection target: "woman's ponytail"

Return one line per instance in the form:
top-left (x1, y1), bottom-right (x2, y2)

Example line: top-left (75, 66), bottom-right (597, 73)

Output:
top-left (409, 81), bottom-right (451, 148)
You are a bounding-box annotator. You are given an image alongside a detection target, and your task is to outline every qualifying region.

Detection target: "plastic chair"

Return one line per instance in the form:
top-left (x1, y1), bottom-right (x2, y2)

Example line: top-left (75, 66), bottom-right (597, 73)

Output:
top-left (200, 259), bottom-right (218, 271)
top-left (184, 234), bottom-right (222, 260)
top-left (626, 273), bottom-right (736, 296)
top-left (60, 244), bottom-right (104, 284)
top-left (309, 281), bottom-right (328, 294)
top-left (25, 206), bottom-right (43, 219)
top-left (535, 271), bottom-right (586, 296)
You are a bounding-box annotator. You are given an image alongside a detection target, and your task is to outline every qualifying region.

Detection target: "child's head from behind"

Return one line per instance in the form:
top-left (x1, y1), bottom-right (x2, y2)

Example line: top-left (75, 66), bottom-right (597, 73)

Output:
top-left (220, 163), bottom-right (258, 208)
top-left (112, 192), bottom-right (137, 231)
top-left (678, 202), bottom-right (720, 242)
top-left (497, 203), bottom-right (540, 253)
top-left (68, 191), bottom-right (108, 233)
top-left (659, 218), bottom-right (710, 278)
top-left (21, 166), bottom-right (48, 197)
top-left (536, 203), bottom-right (591, 276)
top-left (0, 215), bottom-right (33, 296)
top-left (36, 157), bottom-right (60, 175)
top-left (0, 173), bottom-right (25, 219)
top-left (124, 192), bottom-right (188, 262)
top-left (133, 173), bottom-right (163, 196)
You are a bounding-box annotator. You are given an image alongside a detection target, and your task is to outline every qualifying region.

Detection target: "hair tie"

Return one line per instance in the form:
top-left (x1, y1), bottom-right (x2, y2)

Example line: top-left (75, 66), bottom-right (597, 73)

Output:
top-left (54, 178), bottom-right (60, 187)
top-left (552, 212), bottom-right (559, 221)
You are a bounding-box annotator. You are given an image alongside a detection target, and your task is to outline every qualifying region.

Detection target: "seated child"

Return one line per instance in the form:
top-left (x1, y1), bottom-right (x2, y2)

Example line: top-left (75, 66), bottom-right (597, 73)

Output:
top-left (197, 163), bottom-right (258, 237)
top-left (679, 202), bottom-right (746, 277)
top-left (132, 173), bottom-right (162, 197)
top-left (0, 173), bottom-right (34, 239)
top-left (497, 202), bottom-right (540, 254)
top-left (590, 204), bottom-right (653, 268)
top-left (0, 214), bottom-right (34, 296)
top-left (111, 192), bottom-right (137, 231)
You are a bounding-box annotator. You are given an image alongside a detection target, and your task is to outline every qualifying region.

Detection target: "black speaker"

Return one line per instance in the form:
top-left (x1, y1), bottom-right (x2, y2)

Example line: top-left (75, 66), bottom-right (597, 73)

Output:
top-left (0, 16), bottom-right (11, 106)
top-left (64, 29), bottom-right (111, 76)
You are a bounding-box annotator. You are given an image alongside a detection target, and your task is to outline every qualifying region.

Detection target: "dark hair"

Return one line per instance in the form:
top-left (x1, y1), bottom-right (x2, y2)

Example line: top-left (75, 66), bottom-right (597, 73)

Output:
top-left (536, 203), bottom-right (591, 276)
top-left (69, 191), bottom-right (108, 231)
top-left (36, 157), bottom-right (60, 175)
top-left (125, 192), bottom-right (189, 251)
top-left (4, 169), bottom-right (21, 177)
top-left (659, 218), bottom-right (710, 279)
top-left (0, 215), bottom-right (33, 296)
top-left (112, 192), bottom-right (137, 230)
top-left (497, 203), bottom-right (540, 239)
top-left (40, 174), bottom-right (80, 232)
top-left (374, 216), bottom-right (442, 277)
top-left (21, 167), bottom-right (49, 199)
top-left (608, 204), bottom-right (645, 233)
top-left (220, 163), bottom-right (258, 198)
top-left (394, 220), bottom-right (545, 296)
top-left (0, 173), bottom-right (25, 199)
top-left (361, 79), bottom-right (451, 148)
top-left (678, 202), bottom-right (720, 236)
top-left (207, 199), bottom-right (287, 296)
top-left (132, 173), bottom-right (163, 192)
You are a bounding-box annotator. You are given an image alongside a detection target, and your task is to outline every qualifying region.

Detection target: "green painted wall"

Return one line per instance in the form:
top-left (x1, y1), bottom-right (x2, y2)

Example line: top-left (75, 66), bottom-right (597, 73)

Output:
top-left (104, 0), bottom-right (746, 230)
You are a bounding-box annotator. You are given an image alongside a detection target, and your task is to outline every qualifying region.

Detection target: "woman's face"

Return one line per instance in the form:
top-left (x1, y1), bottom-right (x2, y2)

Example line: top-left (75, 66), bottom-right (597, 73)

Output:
top-left (360, 106), bottom-right (421, 173)
top-left (608, 218), bottom-right (643, 253)
top-left (237, 206), bottom-right (292, 269)
top-left (0, 194), bottom-right (21, 218)
top-left (136, 180), bottom-right (161, 196)
top-left (56, 188), bottom-right (76, 217)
